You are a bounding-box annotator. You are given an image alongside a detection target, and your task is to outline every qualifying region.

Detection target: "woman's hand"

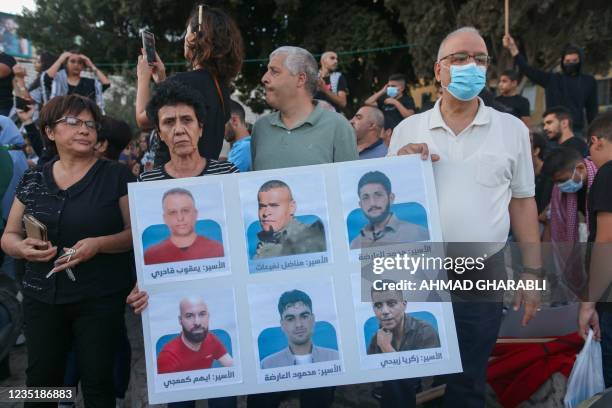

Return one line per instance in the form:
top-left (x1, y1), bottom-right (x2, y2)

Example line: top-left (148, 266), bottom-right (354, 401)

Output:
top-left (17, 238), bottom-right (57, 262)
top-left (138, 49), bottom-right (166, 84)
top-left (126, 284), bottom-right (149, 314)
top-left (48, 237), bottom-right (101, 275)
top-left (79, 54), bottom-right (94, 69)
top-left (150, 51), bottom-right (166, 83)
top-left (60, 51), bottom-right (73, 62)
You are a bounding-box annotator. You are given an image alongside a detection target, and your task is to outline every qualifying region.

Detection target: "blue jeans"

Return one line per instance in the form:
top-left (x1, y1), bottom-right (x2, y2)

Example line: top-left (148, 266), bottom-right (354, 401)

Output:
top-left (600, 309), bottom-right (612, 388)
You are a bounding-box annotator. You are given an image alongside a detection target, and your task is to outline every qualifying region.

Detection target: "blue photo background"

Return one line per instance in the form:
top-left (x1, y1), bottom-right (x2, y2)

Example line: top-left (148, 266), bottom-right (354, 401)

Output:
top-left (142, 220), bottom-right (223, 251)
top-left (246, 215), bottom-right (323, 259)
top-left (363, 311), bottom-right (438, 350)
top-left (258, 321), bottom-right (338, 361)
top-left (346, 202), bottom-right (429, 243)
top-left (155, 329), bottom-right (232, 370)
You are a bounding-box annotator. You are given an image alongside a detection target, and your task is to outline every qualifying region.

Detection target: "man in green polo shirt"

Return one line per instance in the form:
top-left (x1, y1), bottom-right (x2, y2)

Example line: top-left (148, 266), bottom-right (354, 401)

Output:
top-left (248, 46), bottom-right (356, 408)
top-left (251, 46), bottom-right (358, 171)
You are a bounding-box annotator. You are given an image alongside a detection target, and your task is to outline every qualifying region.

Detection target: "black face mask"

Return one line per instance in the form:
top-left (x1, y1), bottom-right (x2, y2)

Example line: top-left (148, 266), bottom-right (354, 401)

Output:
top-left (563, 62), bottom-right (580, 75)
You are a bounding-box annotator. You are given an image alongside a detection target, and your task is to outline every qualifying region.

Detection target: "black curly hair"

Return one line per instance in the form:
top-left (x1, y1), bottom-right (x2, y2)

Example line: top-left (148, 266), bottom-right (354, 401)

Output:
top-left (145, 80), bottom-right (207, 130)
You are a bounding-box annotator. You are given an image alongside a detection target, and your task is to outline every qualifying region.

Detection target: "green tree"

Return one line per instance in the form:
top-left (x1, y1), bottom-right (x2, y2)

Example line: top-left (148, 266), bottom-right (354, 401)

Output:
top-left (385, 0), bottom-right (612, 80)
top-left (17, 0), bottom-right (611, 115)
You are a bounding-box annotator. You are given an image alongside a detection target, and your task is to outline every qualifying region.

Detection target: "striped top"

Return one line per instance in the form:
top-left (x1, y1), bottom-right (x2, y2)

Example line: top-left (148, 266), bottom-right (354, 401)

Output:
top-left (138, 159), bottom-right (239, 182)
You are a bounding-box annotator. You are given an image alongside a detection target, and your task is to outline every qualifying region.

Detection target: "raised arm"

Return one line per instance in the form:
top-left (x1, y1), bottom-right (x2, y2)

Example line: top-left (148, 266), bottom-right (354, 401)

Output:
top-left (503, 34), bottom-right (552, 88)
top-left (80, 54), bottom-right (110, 87)
top-left (46, 52), bottom-right (72, 79)
top-left (365, 85), bottom-right (387, 107)
top-left (135, 51), bottom-right (166, 129)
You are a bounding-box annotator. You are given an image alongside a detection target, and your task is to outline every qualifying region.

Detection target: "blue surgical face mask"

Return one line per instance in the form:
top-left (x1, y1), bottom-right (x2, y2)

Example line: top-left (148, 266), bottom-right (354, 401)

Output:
top-left (386, 86), bottom-right (399, 98)
top-left (557, 167), bottom-right (583, 193)
top-left (443, 62), bottom-right (486, 101)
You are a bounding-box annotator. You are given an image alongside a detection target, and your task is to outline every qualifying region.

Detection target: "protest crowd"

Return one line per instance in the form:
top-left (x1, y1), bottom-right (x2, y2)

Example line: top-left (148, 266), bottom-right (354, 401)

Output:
top-left (0, 3), bottom-right (611, 408)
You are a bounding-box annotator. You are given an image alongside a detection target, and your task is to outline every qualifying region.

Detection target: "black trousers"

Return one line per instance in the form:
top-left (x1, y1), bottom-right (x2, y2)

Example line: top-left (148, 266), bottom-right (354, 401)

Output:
top-left (23, 292), bottom-right (127, 408)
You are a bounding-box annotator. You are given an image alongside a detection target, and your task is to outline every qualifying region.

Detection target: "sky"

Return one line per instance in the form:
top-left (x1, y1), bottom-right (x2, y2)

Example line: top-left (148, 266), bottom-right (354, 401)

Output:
top-left (0, 0), bottom-right (36, 15)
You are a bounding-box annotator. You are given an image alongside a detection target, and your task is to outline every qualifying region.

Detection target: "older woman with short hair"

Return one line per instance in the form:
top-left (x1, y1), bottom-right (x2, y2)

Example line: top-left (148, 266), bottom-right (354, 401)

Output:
top-left (1, 94), bottom-right (134, 407)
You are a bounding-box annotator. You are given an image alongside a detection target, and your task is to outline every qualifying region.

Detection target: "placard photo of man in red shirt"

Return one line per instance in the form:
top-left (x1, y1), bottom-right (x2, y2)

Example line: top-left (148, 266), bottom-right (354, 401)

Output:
top-left (144, 187), bottom-right (224, 265)
top-left (157, 296), bottom-right (234, 374)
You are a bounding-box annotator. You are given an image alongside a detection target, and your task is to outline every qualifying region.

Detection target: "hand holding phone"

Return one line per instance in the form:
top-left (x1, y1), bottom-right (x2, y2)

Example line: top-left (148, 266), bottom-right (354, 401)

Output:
top-left (141, 30), bottom-right (156, 65)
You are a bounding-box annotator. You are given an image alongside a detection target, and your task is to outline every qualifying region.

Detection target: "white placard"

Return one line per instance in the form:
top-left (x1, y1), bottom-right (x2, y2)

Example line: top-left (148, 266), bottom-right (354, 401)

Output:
top-left (128, 156), bottom-right (462, 404)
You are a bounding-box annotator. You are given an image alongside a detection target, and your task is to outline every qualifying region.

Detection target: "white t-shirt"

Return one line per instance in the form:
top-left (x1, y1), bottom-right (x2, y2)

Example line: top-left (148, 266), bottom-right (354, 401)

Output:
top-left (387, 98), bottom-right (534, 255)
top-left (294, 353), bottom-right (313, 365)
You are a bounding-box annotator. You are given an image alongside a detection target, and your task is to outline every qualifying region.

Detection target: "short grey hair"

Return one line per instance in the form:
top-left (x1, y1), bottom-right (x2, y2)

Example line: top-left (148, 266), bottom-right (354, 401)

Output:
top-left (270, 46), bottom-right (319, 95)
top-left (437, 27), bottom-right (483, 61)
top-left (162, 187), bottom-right (195, 206)
top-left (365, 106), bottom-right (384, 129)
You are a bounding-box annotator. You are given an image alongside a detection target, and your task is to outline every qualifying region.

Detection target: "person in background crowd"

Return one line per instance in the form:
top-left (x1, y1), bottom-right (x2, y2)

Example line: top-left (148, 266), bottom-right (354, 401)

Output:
top-left (24, 143), bottom-right (38, 168)
top-left (578, 111), bottom-right (612, 388)
top-left (15, 106), bottom-right (51, 166)
top-left (46, 51), bottom-right (111, 111)
top-left (543, 147), bottom-right (597, 296)
top-left (135, 4), bottom-right (244, 165)
top-left (350, 106), bottom-right (387, 159)
top-left (543, 147), bottom-right (597, 237)
top-left (127, 80), bottom-right (238, 408)
top-left (1, 95), bottom-right (135, 407)
top-left (380, 116), bottom-right (394, 147)
top-left (12, 52), bottom-right (59, 116)
top-left (389, 26), bottom-right (542, 407)
top-left (94, 116), bottom-right (134, 162)
top-left (28, 52), bottom-right (58, 109)
top-left (0, 116), bottom-right (27, 229)
top-left (365, 73), bottom-right (415, 130)
top-left (313, 51), bottom-right (348, 113)
top-left (251, 46), bottom-right (357, 171)
top-left (503, 34), bottom-right (597, 138)
top-left (543, 106), bottom-right (589, 157)
top-left (224, 100), bottom-right (251, 172)
top-left (529, 130), bottom-right (552, 224)
top-left (0, 51), bottom-right (17, 116)
top-left (495, 69), bottom-right (531, 126)
top-left (421, 83), bottom-right (443, 112)
top-left (130, 162), bottom-right (141, 177)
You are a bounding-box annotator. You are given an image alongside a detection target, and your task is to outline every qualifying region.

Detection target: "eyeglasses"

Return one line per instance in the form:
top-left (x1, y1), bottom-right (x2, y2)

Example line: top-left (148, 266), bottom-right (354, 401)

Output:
top-left (54, 116), bottom-right (99, 131)
top-left (439, 52), bottom-right (491, 66)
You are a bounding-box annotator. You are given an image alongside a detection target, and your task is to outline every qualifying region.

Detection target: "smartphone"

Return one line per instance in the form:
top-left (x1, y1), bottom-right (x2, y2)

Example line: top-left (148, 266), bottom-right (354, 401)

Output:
top-left (23, 214), bottom-right (48, 243)
top-left (141, 30), bottom-right (156, 65)
top-left (15, 96), bottom-right (33, 111)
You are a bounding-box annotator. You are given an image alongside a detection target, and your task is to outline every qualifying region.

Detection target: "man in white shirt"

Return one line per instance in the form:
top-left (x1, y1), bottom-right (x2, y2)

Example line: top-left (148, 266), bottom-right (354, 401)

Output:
top-left (387, 27), bottom-right (542, 407)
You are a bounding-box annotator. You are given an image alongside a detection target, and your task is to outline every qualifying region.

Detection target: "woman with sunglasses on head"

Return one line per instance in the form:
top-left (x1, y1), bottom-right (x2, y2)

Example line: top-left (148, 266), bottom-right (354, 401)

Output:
top-left (135, 3), bottom-right (244, 164)
top-left (1, 94), bottom-right (135, 407)
top-left (46, 51), bottom-right (111, 111)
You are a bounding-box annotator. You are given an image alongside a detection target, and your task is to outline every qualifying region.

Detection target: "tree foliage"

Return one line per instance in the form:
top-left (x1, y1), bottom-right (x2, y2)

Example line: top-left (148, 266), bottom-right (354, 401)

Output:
top-left (386, 0), bottom-right (612, 80)
top-left (17, 0), bottom-right (611, 114)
